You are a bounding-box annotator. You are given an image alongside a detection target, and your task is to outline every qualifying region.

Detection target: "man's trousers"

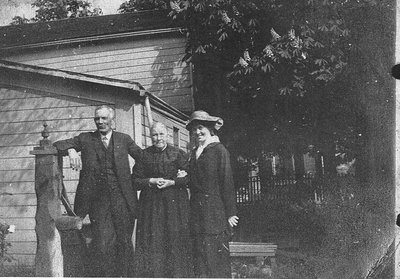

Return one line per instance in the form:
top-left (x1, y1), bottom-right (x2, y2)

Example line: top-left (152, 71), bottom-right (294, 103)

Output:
top-left (86, 186), bottom-right (135, 277)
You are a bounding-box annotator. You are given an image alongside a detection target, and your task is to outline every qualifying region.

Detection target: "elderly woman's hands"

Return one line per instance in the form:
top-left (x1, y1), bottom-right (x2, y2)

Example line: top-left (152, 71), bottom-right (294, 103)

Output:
top-left (228, 216), bottom-right (239, 227)
top-left (149, 178), bottom-right (176, 189)
top-left (149, 178), bottom-right (164, 188)
top-left (157, 179), bottom-right (175, 189)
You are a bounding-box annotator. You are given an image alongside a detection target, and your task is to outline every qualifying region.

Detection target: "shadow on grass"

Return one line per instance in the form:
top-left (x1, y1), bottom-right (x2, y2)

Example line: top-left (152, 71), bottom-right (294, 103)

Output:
top-left (232, 174), bottom-right (394, 278)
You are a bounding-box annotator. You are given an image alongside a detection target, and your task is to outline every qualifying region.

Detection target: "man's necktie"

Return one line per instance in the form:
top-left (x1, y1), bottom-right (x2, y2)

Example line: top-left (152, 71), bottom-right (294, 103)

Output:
top-left (102, 136), bottom-right (108, 148)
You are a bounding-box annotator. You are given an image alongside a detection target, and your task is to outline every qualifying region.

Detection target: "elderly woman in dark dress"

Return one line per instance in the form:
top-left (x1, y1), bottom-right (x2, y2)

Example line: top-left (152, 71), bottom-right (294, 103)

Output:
top-left (132, 122), bottom-right (193, 278)
top-left (187, 111), bottom-right (239, 278)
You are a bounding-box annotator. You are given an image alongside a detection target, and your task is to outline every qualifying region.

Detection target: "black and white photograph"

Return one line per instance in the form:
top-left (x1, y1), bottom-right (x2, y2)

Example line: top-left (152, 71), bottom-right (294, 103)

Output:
top-left (0, 0), bottom-right (397, 278)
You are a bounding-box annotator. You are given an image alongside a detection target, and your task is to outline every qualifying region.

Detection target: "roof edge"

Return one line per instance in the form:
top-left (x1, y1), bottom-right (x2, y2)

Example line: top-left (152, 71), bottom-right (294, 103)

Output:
top-left (145, 93), bottom-right (189, 123)
top-left (0, 10), bottom-right (178, 50)
top-left (0, 59), bottom-right (145, 93)
top-left (0, 59), bottom-right (189, 122)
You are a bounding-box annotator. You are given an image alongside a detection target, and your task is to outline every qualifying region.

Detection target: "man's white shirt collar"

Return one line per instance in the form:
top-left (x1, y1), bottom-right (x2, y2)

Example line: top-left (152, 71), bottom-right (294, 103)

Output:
top-left (101, 131), bottom-right (113, 145)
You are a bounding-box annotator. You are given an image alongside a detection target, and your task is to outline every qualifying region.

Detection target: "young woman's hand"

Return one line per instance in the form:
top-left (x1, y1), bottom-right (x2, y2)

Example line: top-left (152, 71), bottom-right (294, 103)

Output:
top-left (228, 216), bottom-right (239, 227)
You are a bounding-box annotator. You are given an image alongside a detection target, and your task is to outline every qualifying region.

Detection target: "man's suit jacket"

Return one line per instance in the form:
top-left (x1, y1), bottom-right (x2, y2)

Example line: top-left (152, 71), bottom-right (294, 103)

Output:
top-left (54, 131), bottom-right (142, 218)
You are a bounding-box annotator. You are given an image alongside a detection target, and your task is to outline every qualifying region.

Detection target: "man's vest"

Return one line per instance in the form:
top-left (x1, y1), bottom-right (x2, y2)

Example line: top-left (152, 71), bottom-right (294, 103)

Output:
top-left (99, 136), bottom-right (119, 190)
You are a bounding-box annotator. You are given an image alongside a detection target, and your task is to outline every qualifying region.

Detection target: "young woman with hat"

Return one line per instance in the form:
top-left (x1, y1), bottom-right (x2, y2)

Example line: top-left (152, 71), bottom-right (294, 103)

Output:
top-left (186, 110), bottom-right (239, 278)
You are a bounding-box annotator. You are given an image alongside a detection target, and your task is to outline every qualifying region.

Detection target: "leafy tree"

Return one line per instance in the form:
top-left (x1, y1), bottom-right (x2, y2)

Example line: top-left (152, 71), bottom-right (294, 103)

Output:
top-left (119, 0), bottom-right (379, 163)
top-left (32, 0), bottom-right (102, 22)
top-left (10, 16), bottom-right (31, 25)
top-left (118, 0), bottom-right (168, 13)
top-left (10, 0), bottom-right (102, 24)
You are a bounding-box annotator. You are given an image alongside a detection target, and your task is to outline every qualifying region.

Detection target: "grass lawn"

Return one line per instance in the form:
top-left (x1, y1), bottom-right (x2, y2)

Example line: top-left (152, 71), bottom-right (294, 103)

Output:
top-left (232, 175), bottom-right (394, 278)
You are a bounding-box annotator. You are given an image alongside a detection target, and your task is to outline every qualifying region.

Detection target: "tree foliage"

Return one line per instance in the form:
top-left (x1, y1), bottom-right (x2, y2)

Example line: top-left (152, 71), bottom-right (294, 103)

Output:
top-left (10, 0), bottom-right (102, 24)
top-left (118, 0), bottom-right (375, 96)
top-left (119, 0), bottom-right (380, 162)
top-left (118, 0), bottom-right (169, 13)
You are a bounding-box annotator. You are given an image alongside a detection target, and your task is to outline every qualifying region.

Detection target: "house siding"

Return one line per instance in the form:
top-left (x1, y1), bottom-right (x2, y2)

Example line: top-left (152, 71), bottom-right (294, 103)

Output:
top-left (141, 105), bottom-right (190, 151)
top-left (0, 83), bottom-right (187, 267)
top-left (4, 36), bottom-right (193, 113)
top-left (0, 87), bottom-right (107, 266)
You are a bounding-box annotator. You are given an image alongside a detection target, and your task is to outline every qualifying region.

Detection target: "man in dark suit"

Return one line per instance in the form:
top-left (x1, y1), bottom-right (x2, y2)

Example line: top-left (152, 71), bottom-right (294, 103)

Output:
top-left (53, 105), bottom-right (142, 277)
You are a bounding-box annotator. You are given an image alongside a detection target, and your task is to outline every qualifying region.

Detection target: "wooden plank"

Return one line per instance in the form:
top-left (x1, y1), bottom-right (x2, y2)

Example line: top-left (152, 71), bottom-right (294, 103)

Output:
top-left (124, 74), bottom-right (191, 89)
top-left (0, 146), bottom-right (36, 159)
top-left (180, 132), bottom-right (189, 141)
top-left (103, 67), bottom-right (189, 82)
top-left (0, 192), bottom-right (74, 210)
top-left (0, 169), bottom-right (34, 183)
top-left (63, 52), bottom-right (184, 73)
top-left (7, 230), bottom-right (36, 242)
top-left (0, 193), bottom-right (77, 215)
top-left (39, 45), bottom-right (185, 70)
top-left (17, 37), bottom-right (186, 65)
top-left (0, 157), bottom-right (35, 171)
top-left (133, 103), bottom-right (143, 147)
top-left (0, 193), bottom-right (37, 206)
top-left (1, 218), bottom-right (36, 231)
top-left (0, 131), bottom-right (91, 147)
top-left (151, 94), bottom-right (193, 113)
top-left (229, 242), bottom-right (278, 253)
top-left (103, 65), bottom-right (189, 80)
top-left (8, 241), bottom-right (36, 254)
top-left (0, 205), bottom-right (36, 218)
top-left (0, 96), bottom-right (98, 112)
top-left (61, 54), bottom-right (184, 74)
top-left (0, 119), bottom-right (95, 135)
top-left (0, 182), bottom-right (35, 195)
top-left (145, 81), bottom-right (191, 94)
top-left (230, 252), bottom-right (276, 257)
top-left (0, 88), bottom-right (51, 99)
top-left (98, 61), bottom-right (188, 78)
top-left (3, 254), bottom-right (36, 266)
top-left (229, 242), bottom-right (277, 268)
top-left (63, 180), bottom-right (79, 191)
top-left (62, 168), bottom-right (83, 181)
top-left (0, 106), bottom-right (98, 123)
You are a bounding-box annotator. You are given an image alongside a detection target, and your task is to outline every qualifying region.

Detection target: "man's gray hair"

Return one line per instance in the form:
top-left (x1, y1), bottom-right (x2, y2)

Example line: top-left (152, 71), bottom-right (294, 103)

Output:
top-left (94, 105), bottom-right (115, 119)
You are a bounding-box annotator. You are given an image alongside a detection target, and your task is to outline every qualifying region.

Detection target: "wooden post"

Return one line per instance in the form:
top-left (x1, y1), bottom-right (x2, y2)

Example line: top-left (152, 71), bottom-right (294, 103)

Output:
top-left (145, 95), bottom-right (153, 127)
top-left (30, 122), bottom-right (64, 277)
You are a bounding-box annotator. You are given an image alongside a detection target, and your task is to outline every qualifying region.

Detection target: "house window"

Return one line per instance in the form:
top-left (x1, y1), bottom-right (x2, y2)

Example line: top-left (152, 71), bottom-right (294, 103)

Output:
top-left (173, 127), bottom-right (179, 147)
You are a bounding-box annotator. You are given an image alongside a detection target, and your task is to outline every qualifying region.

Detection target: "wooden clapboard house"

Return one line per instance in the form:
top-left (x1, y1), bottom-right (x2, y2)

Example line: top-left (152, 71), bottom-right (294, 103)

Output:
top-left (0, 10), bottom-right (192, 266)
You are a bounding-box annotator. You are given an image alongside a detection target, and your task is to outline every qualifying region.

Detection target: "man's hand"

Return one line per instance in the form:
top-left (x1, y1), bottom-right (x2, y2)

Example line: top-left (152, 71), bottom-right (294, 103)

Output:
top-left (228, 216), bottom-right (239, 227)
top-left (68, 149), bottom-right (81, 171)
top-left (157, 179), bottom-right (175, 189)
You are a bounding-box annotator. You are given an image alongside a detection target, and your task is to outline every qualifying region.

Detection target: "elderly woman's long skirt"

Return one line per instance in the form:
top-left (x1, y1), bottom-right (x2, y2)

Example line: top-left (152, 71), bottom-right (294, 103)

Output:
top-left (134, 187), bottom-right (194, 278)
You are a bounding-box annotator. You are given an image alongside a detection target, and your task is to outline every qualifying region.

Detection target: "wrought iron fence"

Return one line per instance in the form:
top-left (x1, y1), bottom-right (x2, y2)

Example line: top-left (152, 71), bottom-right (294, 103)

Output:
top-left (236, 174), bottom-right (323, 205)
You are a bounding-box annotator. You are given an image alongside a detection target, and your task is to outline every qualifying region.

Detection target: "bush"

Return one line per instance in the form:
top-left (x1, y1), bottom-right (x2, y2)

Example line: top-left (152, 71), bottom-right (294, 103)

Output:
top-left (0, 222), bottom-right (17, 276)
top-left (0, 223), bottom-right (14, 264)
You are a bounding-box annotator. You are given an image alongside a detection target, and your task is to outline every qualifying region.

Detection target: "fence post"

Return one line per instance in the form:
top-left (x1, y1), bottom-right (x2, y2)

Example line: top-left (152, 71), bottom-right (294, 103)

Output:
top-left (30, 122), bottom-right (64, 277)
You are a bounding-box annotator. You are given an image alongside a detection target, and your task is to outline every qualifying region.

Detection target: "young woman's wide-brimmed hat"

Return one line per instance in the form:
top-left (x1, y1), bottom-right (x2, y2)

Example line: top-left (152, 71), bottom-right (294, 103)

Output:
top-left (186, 110), bottom-right (224, 131)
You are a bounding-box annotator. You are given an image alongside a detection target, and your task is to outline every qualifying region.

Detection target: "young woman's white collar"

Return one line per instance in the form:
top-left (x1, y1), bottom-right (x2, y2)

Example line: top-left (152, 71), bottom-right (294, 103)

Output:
top-left (196, 136), bottom-right (220, 159)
